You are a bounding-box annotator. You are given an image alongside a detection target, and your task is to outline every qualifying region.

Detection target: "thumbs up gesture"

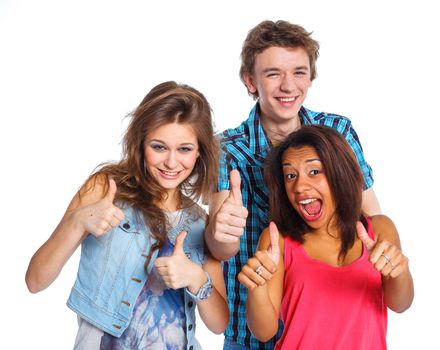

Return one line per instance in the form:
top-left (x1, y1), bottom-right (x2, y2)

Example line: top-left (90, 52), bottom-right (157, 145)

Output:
top-left (213, 169), bottom-right (248, 243)
top-left (356, 221), bottom-right (408, 278)
top-left (238, 222), bottom-right (280, 290)
top-left (74, 178), bottom-right (125, 237)
top-left (155, 231), bottom-right (206, 291)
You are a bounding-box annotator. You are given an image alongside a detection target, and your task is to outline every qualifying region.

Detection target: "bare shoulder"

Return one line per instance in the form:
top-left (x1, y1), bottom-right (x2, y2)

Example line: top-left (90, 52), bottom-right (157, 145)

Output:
top-left (67, 173), bottom-right (108, 211)
top-left (371, 214), bottom-right (401, 247)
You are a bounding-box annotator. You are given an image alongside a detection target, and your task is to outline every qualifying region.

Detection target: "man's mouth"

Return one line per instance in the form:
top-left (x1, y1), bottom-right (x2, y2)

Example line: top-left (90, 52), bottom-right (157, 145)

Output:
top-left (277, 96), bottom-right (296, 102)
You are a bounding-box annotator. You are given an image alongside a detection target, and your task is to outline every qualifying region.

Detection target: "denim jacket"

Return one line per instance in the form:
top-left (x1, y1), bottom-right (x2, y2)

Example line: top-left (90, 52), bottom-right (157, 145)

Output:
top-left (67, 204), bottom-right (207, 350)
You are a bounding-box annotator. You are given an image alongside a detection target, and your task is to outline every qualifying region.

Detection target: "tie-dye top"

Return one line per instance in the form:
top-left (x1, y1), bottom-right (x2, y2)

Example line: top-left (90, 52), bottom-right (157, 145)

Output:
top-left (72, 209), bottom-right (206, 350)
top-left (99, 237), bottom-right (187, 349)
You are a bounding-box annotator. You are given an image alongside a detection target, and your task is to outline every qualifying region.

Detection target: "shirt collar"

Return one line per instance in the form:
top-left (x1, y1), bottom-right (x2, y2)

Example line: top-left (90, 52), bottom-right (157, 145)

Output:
top-left (299, 106), bottom-right (313, 125)
top-left (247, 103), bottom-right (271, 155)
top-left (247, 103), bottom-right (312, 153)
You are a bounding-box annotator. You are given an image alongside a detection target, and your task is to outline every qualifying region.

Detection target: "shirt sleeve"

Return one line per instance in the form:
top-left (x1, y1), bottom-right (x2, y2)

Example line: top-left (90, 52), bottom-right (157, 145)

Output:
top-left (218, 147), bottom-right (236, 192)
top-left (342, 122), bottom-right (374, 190)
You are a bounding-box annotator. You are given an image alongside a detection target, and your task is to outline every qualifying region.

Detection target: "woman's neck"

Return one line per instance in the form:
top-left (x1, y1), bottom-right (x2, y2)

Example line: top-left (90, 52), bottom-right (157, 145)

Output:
top-left (158, 189), bottom-right (181, 212)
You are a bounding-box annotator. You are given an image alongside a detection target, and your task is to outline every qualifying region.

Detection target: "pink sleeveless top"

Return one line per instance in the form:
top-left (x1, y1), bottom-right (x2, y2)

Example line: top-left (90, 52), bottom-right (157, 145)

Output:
top-left (275, 218), bottom-right (387, 350)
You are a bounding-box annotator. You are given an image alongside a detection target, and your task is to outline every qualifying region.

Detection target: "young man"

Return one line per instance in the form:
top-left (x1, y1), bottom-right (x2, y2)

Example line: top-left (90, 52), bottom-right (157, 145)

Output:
top-left (205, 20), bottom-right (381, 350)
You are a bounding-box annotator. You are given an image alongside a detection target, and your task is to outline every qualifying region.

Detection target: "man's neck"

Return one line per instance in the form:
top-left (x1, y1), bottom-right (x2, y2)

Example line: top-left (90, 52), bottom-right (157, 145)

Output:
top-left (260, 113), bottom-right (302, 145)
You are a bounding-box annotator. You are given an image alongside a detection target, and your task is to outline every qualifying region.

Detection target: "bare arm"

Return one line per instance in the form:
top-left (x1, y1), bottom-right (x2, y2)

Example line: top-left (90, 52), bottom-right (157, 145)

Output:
top-left (154, 233), bottom-right (229, 334)
top-left (25, 176), bottom-right (124, 293)
top-left (205, 170), bottom-right (248, 261)
top-left (197, 256), bottom-right (229, 334)
top-left (362, 187), bottom-right (382, 216)
top-left (239, 223), bottom-right (284, 341)
top-left (357, 215), bottom-right (414, 312)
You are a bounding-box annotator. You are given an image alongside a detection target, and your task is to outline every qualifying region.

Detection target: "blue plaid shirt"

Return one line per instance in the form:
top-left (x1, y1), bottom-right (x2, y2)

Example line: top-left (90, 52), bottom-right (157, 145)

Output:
top-left (218, 104), bottom-right (374, 349)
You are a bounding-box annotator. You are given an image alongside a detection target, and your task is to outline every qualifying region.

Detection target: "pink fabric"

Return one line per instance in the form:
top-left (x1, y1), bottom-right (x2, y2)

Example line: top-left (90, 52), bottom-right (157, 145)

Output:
top-left (275, 218), bottom-right (387, 350)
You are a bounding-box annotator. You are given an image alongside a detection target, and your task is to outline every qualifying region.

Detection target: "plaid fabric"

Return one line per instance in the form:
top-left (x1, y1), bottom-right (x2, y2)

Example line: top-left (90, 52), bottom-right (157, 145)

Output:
top-left (218, 104), bottom-right (374, 349)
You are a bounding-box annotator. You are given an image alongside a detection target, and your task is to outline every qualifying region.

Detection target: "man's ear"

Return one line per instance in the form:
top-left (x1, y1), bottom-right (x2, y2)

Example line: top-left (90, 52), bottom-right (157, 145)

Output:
top-left (243, 74), bottom-right (257, 94)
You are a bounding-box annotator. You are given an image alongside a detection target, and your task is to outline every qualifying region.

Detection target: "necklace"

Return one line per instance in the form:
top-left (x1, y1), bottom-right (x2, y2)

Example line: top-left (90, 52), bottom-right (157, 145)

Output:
top-left (166, 210), bottom-right (183, 228)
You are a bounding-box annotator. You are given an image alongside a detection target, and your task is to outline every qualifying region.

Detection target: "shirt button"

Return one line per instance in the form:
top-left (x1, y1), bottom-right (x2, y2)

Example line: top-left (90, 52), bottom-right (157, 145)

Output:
top-left (188, 324), bottom-right (193, 331)
top-left (189, 346), bottom-right (193, 350)
top-left (188, 301), bottom-right (194, 308)
top-left (123, 223), bottom-right (130, 229)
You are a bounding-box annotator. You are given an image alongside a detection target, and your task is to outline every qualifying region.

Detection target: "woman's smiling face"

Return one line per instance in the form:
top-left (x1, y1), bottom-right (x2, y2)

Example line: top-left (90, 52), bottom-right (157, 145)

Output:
top-left (144, 122), bottom-right (199, 197)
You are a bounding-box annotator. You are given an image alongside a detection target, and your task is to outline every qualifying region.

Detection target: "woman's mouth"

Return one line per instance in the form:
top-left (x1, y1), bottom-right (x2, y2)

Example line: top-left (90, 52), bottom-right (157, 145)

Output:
top-left (298, 198), bottom-right (323, 221)
top-left (158, 169), bottom-right (182, 179)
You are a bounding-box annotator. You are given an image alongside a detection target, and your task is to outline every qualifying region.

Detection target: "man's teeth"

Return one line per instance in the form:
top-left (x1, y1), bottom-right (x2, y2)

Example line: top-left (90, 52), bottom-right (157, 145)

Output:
top-left (279, 97), bottom-right (295, 102)
top-left (299, 198), bottom-right (317, 205)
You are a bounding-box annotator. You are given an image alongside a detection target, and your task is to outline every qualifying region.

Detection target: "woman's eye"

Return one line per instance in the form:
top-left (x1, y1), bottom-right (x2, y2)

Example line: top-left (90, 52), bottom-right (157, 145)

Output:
top-left (310, 169), bottom-right (321, 176)
top-left (179, 147), bottom-right (194, 153)
top-left (151, 144), bottom-right (166, 151)
top-left (285, 173), bottom-right (296, 180)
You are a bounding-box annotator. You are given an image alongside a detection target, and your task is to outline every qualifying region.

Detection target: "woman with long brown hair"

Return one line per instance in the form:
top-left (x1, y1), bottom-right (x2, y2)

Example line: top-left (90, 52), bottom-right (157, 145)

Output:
top-left (26, 81), bottom-right (229, 349)
top-left (238, 125), bottom-right (413, 349)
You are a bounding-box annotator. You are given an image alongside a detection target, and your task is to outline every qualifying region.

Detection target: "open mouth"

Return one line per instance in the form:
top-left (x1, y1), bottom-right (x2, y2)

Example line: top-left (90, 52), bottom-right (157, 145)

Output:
top-left (298, 198), bottom-right (323, 221)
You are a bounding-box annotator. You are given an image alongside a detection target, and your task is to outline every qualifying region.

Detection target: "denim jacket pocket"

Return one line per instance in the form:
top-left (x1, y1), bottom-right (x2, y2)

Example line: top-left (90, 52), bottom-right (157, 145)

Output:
top-left (118, 218), bottom-right (140, 234)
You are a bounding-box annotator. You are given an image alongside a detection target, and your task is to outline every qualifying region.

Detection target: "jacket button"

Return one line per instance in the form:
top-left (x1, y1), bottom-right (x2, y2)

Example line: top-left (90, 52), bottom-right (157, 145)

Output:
top-left (189, 346), bottom-right (193, 350)
top-left (123, 223), bottom-right (130, 229)
top-left (188, 324), bottom-right (193, 331)
top-left (188, 301), bottom-right (194, 308)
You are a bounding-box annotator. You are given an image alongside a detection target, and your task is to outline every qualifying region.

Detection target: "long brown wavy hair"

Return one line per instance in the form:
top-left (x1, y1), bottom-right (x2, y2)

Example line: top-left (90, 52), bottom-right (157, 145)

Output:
top-left (264, 125), bottom-right (364, 261)
top-left (83, 81), bottom-right (219, 266)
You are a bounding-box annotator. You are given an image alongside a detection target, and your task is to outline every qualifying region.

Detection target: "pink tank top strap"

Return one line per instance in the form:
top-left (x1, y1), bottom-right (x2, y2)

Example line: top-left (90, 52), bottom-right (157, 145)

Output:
top-left (365, 216), bottom-right (375, 240)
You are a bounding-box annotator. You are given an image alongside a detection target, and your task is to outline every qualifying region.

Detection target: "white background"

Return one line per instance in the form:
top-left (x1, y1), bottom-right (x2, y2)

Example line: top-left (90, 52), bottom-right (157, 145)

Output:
top-left (1, 0), bottom-right (439, 349)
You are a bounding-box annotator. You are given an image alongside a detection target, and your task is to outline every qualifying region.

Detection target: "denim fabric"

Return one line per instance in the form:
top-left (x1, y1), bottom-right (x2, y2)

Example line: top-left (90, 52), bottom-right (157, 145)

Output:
top-left (67, 204), bottom-right (206, 350)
